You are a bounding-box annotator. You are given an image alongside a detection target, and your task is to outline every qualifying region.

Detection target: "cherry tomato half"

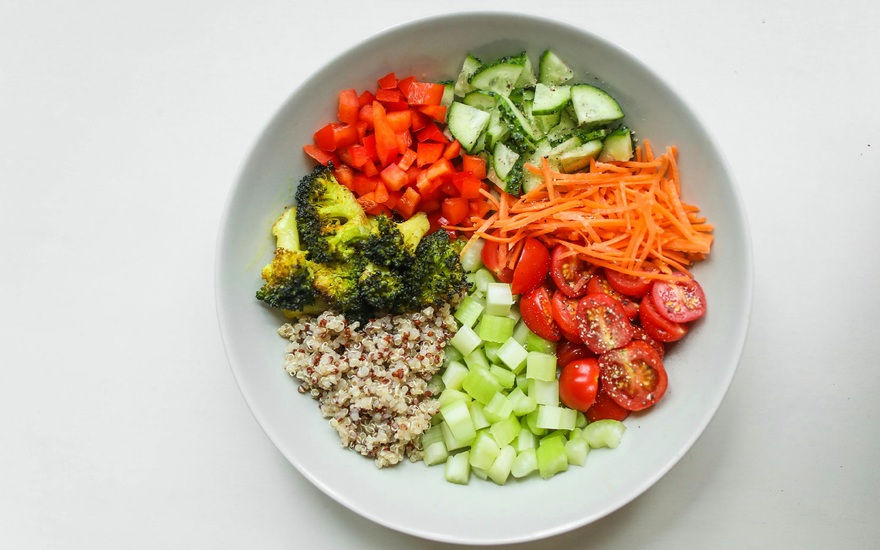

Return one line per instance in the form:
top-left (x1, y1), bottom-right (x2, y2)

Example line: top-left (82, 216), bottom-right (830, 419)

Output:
top-left (651, 273), bottom-right (707, 323)
top-left (560, 326), bottom-right (584, 344)
top-left (551, 290), bottom-right (580, 336)
top-left (606, 268), bottom-right (655, 298)
top-left (550, 245), bottom-right (592, 298)
top-left (556, 339), bottom-right (595, 368)
top-left (481, 232), bottom-right (514, 283)
top-left (520, 286), bottom-right (561, 341)
top-left (599, 341), bottom-right (668, 411)
top-left (511, 238), bottom-right (550, 295)
top-left (586, 383), bottom-right (630, 422)
top-left (639, 294), bottom-right (689, 343)
top-left (631, 325), bottom-right (665, 359)
top-left (586, 269), bottom-right (640, 321)
top-left (559, 358), bottom-right (601, 412)
top-left (576, 293), bottom-right (633, 354)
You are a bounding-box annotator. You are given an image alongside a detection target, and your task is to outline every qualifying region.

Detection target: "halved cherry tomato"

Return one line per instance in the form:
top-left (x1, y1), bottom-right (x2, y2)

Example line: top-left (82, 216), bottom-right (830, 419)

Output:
top-left (639, 296), bottom-right (688, 343)
top-left (550, 245), bottom-right (591, 297)
top-left (606, 268), bottom-right (655, 298)
top-left (520, 286), bottom-right (561, 341)
top-left (576, 293), bottom-right (633, 354)
top-left (652, 273), bottom-right (707, 323)
top-left (560, 327), bottom-right (583, 344)
top-left (631, 325), bottom-right (665, 359)
top-left (481, 232), bottom-right (515, 283)
top-left (511, 238), bottom-right (550, 295)
top-left (599, 341), bottom-right (668, 411)
top-left (587, 269), bottom-right (640, 321)
top-left (551, 290), bottom-right (580, 336)
top-left (556, 339), bottom-right (595, 368)
top-left (586, 383), bottom-right (630, 422)
top-left (559, 358), bottom-right (601, 412)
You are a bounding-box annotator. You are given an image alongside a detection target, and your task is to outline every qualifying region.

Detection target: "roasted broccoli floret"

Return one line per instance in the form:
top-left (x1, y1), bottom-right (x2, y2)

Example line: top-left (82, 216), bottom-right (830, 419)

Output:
top-left (311, 259), bottom-right (366, 318)
top-left (359, 212), bottom-right (430, 270)
top-left (295, 164), bottom-right (371, 264)
top-left (358, 263), bottom-right (407, 312)
top-left (255, 208), bottom-right (319, 312)
top-left (401, 231), bottom-right (471, 309)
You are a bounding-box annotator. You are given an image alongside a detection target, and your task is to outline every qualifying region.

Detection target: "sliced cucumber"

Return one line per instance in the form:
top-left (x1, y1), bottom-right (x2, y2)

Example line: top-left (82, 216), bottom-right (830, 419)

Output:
top-left (570, 84), bottom-right (625, 126)
top-left (598, 127), bottom-right (634, 162)
top-left (514, 54), bottom-right (537, 88)
top-left (545, 110), bottom-right (578, 145)
top-left (538, 50), bottom-right (574, 85)
top-left (523, 89), bottom-right (535, 101)
top-left (491, 141), bottom-right (525, 196)
top-left (557, 139), bottom-right (604, 173)
top-left (469, 53), bottom-right (527, 97)
top-left (548, 136), bottom-right (582, 159)
top-left (448, 102), bottom-right (491, 153)
top-left (522, 100), bottom-right (545, 140)
top-left (486, 109), bottom-right (510, 149)
top-left (438, 80), bottom-right (455, 109)
top-left (533, 111), bottom-right (562, 135)
top-left (454, 54), bottom-right (483, 97)
top-left (462, 90), bottom-right (497, 112)
top-left (493, 142), bottom-right (520, 181)
top-left (521, 138), bottom-right (555, 193)
top-left (497, 95), bottom-right (538, 151)
top-left (533, 84), bottom-right (571, 115)
top-left (470, 131), bottom-right (487, 154)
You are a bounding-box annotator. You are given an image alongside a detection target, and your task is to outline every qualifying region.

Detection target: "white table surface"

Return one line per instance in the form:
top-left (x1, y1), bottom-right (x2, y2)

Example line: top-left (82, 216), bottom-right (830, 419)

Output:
top-left (2, 1), bottom-right (878, 548)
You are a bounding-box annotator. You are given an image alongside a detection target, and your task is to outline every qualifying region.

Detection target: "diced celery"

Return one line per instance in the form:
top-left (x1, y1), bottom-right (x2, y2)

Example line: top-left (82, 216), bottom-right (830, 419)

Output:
top-left (421, 425), bottom-right (444, 448)
top-left (440, 399), bottom-right (477, 443)
top-left (445, 451), bottom-right (471, 484)
top-left (437, 388), bottom-right (472, 408)
top-left (470, 293), bottom-right (486, 307)
top-left (507, 304), bottom-right (522, 324)
top-left (528, 379), bottom-right (559, 406)
top-left (536, 405), bottom-right (576, 430)
top-left (540, 430), bottom-right (568, 446)
top-left (462, 368), bottom-right (503, 405)
top-left (526, 331), bottom-right (558, 354)
top-left (485, 283), bottom-right (514, 316)
top-left (441, 420), bottom-right (474, 451)
top-left (576, 411), bottom-right (588, 428)
top-left (468, 401), bottom-right (491, 430)
top-left (489, 365), bottom-right (516, 389)
top-left (582, 419), bottom-right (626, 449)
top-left (537, 437), bottom-right (569, 479)
top-left (507, 387), bottom-right (526, 404)
top-left (488, 445), bottom-right (517, 485)
top-left (513, 428), bottom-right (537, 452)
top-left (516, 375), bottom-right (529, 392)
top-left (474, 268), bottom-right (495, 293)
top-left (484, 342), bottom-right (502, 364)
top-left (496, 337), bottom-right (528, 373)
top-left (483, 393), bottom-right (514, 423)
top-left (526, 410), bottom-right (547, 436)
top-left (455, 296), bottom-right (485, 328)
top-left (511, 448), bottom-right (538, 478)
top-left (469, 431), bottom-right (501, 470)
top-left (450, 325), bottom-right (481, 356)
top-left (441, 361), bottom-right (468, 391)
top-left (466, 271), bottom-right (477, 290)
top-left (444, 345), bottom-right (464, 363)
top-left (431, 414), bottom-right (443, 426)
top-left (512, 320), bottom-right (530, 345)
top-left (565, 438), bottom-right (590, 466)
top-left (471, 465), bottom-right (489, 481)
top-left (569, 427), bottom-right (585, 441)
top-left (461, 239), bottom-right (485, 272)
top-left (425, 441), bottom-right (449, 466)
top-left (490, 413), bottom-right (522, 447)
top-left (526, 352), bottom-right (557, 381)
top-left (479, 315), bottom-right (516, 343)
top-left (464, 348), bottom-right (490, 371)
top-left (559, 407), bottom-right (577, 431)
top-left (514, 395), bottom-right (537, 416)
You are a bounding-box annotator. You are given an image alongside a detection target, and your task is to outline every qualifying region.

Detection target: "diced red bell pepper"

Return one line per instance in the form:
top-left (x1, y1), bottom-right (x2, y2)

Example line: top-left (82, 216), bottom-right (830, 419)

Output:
top-left (469, 199), bottom-right (493, 219)
top-left (383, 101), bottom-right (410, 112)
top-left (426, 158), bottom-right (454, 182)
top-left (456, 174), bottom-right (482, 199)
top-left (361, 159), bottom-right (378, 177)
top-left (374, 181), bottom-right (390, 204)
top-left (438, 180), bottom-right (459, 197)
top-left (396, 130), bottom-right (412, 152)
top-left (367, 203), bottom-right (392, 217)
top-left (303, 144), bottom-right (339, 166)
top-left (443, 140), bottom-right (462, 160)
top-left (380, 163), bottom-right (408, 192)
top-left (338, 89), bottom-right (359, 125)
top-left (405, 165), bottom-right (421, 184)
top-left (420, 199), bottom-right (442, 213)
top-left (373, 101), bottom-right (401, 166)
top-left (428, 211), bottom-right (444, 233)
top-left (386, 110), bottom-right (412, 133)
top-left (396, 187), bottom-right (421, 219)
top-left (358, 191), bottom-right (379, 211)
top-left (337, 147), bottom-right (355, 167)
top-left (418, 105), bottom-right (447, 123)
top-left (398, 149), bottom-right (417, 171)
top-left (361, 135), bottom-right (380, 163)
top-left (333, 164), bottom-right (357, 188)
top-left (378, 72), bottom-right (397, 89)
top-left (462, 155), bottom-right (486, 180)
top-left (376, 89), bottom-right (403, 103)
top-left (402, 82), bottom-right (445, 106)
top-left (351, 176), bottom-right (378, 196)
top-left (314, 124), bottom-right (336, 151)
top-left (355, 121), bottom-right (368, 142)
top-left (441, 197), bottom-right (469, 225)
top-left (345, 145), bottom-right (371, 168)
top-left (386, 190), bottom-right (403, 209)
top-left (416, 142), bottom-right (444, 167)
top-left (358, 104), bottom-right (374, 129)
top-left (410, 110), bottom-right (431, 132)
top-left (397, 76), bottom-right (416, 97)
top-left (416, 122), bottom-right (449, 144)
top-left (332, 123), bottom-right (359, 149)
top-left (358, 90), bottom-right (376, 108)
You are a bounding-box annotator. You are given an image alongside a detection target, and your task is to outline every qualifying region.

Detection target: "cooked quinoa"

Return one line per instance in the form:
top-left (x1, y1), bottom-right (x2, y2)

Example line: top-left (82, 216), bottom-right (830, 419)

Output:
top-left (278, 305), bottom-right (457, 468)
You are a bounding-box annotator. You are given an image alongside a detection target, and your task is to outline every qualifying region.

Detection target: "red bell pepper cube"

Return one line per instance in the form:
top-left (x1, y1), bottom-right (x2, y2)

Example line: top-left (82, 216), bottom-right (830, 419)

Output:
top-left (351, 176), bottom-right (378, 196)
top-left (438, 180), bottom-right (459, 197)
top-left (426, 158), bottom-right (454, 182)
top-left (333, 164), bottom-right (357, 188)
top-left (418, 105), bottom-right (447, 123)
top-left (396, 130), bottom-right (412, 152)
top-left (366, 203), bottom-right (392, 217)
top-left (373, 101), bottom-right (401, 166)
top-left (374, 181), bottom-right (390, 204)
top-left (397, 76), bottom-right (416, 98)
top-left (383, 101), bottom-right (410, 112)
top-left (361, 159), bottom-right (378, 177)
top-left (336, 147), bottom-right (355, 167)
top-left (314, 123), bottom-right (336, 151)
top-left (405, 165), bottom-right (421, 185)
top-left (358, 191), bottom-right (379, 211)
top-left (355, 121), bottom-right (368, 142)
top-left (361, 135), bottom-right (380, 163)
top-left (358, 90), bottom-right (376, 108)
top-left (386, 110), bottom-right (412, 133)
top-left (332, 123), bottom-right (359, 149)
top-left (454, 172), bottom-right (482, 199)
top-left (403, 82), bottom-right (445, 106)
top-left (385, 190), bottom-right (403, 209)
top-left (303, 144), bottom-right (339, 166)
top-left (441, 197), bottom-right (469, 225)
top-left (380, 163), bottom-right (409, 192)
top-left (416, 142), bottom-right (444, 167)
top-left (416, 122), bottom-right (449, 144)
top-left (398, 149), bottom-right (417, 171)
top-left (443, 140), bottom-right (462, 160)
top-left (462, 155), bottom-right (486, 180)
top-left (346, 145), bottom-right (371, 168)
top-left (358, 104), bottom-right (374, 129)
top-left (420, 199), bottom-right (441, 213)
top-left (338, 89), bottom-right (359, 125)
top-left (378, 72), bottom-right (397, 89)
top-left (376, 89), bottom-right (403, 103)
top-left (395, 187), bottom-right (421, 219)
top-left (428, 211), bottom-right (444, 233)
top-left (469, 199), bottom-right (492, 219)
top-left (409, 110), bottom-right (430, 132)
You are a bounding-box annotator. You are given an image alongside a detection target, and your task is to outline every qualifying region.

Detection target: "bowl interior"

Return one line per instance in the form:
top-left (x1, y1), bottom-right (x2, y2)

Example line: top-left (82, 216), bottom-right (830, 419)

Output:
top-left (215, 12), bottom-right (751, 545)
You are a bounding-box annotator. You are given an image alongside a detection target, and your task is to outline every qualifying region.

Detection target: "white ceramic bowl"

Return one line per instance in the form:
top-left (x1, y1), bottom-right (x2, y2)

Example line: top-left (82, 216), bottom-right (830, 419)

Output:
top-left (215, 12), bottom-right (752, 545)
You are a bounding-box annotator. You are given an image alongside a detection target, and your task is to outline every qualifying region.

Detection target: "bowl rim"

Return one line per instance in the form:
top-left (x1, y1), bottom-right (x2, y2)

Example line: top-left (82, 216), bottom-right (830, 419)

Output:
top-left (214, 10), bottom-right (754, 545)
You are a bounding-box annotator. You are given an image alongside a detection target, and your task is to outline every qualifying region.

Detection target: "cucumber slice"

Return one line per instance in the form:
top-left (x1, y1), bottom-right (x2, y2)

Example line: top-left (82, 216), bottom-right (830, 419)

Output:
top-left (485, 109), bottom-right (510, 149)
top-left (462, 90), bottom-right (496, 112)
top-left (533, 111), bottom-right (561, 134)
top-left (514, 54), bottom-right (537, 87)
top-left (447, 102), bottom-right (491, 153)
top-left (570, 84), bottom-right (625, 126)
top-left (492, 142), bottom-right (520, 182)
top-left (491, 141), bottom-right (525, 196)
top-left (521, 138), bottom-right (555, 194)
top-left (470, 131), bottom-right (487, 154)
top-left (538, 50), bottom-right (574, 85)
top-left (497, 95), bottom-right (538, 151)
top-left (548, 136), bottom-right (582, 159)
top-left (438, 81), bottom-right (455, 109)
top-left (469, 53), bottom-right (527, 97)
top-left (454, 54), bottom-right (483, 97)
top-left (545, 109), bottom-right (578, 144)
top-left (598, 127), bottom-right (634, 162)
top-left (557, 139), bottom-right (604, 173)
top-left (533, 84), bottom-right (571, 115)
top-left (522, 100), bottom-right (545, 139)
